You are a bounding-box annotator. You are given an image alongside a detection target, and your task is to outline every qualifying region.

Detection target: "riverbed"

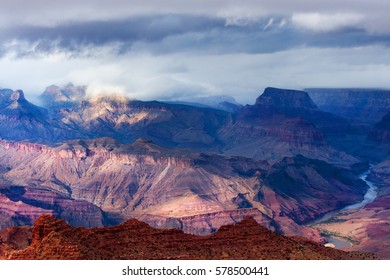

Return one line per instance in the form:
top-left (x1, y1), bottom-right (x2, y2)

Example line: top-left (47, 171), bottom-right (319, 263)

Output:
top-left (310, 166), bottom-right (378, 249)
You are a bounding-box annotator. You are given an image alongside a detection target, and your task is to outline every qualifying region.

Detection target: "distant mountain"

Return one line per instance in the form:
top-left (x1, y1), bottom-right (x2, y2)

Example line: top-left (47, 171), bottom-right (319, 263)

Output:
top-left (166, 95), bottom-right (242, 113)
top-left (306, 88), bottom-right (390, 123)
top-left (0, 90), bottom-right (47, 120)
top-left (255, 87), bottom-right (318, 110)
top-left (219, 87), bottom-right (359, 167)
top-left (1, 85), bottom-right (387, 258)
top-left (0, 87), bottom-right (363, 163)
top-left (0, 90), bottom-right (50, 141)
top-left (39, 83), bottom-right (87, 108)
top-left (0, 88), bottom-right (13, 108)
top-left (0, 90), bottom-right (86, 142)
top-left (57, 96), bottom-right (231, 149)
top-left (0, 215), bottom-right (377, 260)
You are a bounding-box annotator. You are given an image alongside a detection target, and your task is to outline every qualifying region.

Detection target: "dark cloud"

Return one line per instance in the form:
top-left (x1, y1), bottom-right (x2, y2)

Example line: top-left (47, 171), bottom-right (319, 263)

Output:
top-left (0, 1), bottom-right (389, 101)
top-left (0, 15), bottom-right (224, 57)
top-left (1, 14), bottom-right (390, 59)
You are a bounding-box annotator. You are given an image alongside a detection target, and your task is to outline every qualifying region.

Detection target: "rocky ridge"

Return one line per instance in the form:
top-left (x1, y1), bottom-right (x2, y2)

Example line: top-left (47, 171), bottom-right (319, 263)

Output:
top-left (0, 215), bottom-right (377, 260)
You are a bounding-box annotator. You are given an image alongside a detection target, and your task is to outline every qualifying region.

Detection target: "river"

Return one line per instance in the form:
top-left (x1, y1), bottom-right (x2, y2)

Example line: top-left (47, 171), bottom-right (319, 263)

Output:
top-left (310, 165), bottom-right (378, 248)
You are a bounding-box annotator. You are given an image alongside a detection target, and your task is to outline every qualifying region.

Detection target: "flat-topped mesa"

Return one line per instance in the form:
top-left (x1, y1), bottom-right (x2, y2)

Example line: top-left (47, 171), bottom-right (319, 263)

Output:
top-left (256, 87), bottom-right (318, 110)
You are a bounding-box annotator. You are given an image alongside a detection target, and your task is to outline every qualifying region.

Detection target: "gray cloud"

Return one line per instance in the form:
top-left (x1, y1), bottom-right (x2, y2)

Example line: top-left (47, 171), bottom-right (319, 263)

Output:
top-left (1, 14), bottom-right (390, 59)
top-left (0, 0), bottom-right (390, 102)
top-left (1, 0), bottom-right (390, 33)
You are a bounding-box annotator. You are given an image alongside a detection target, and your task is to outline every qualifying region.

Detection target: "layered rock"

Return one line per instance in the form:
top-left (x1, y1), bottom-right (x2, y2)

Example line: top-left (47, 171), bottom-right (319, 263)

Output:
top-left (256, 87), bottom-right (318, 110)
top-left (0, 87), bottom-right (364, 161)
top-left (0, 225), bottom-right (31, 259)
top-left (0, 138), bottom-right (368, 242)
top-left (265, 155), bottom-right (368, 224)
top-left (219, 87), bottom-right (359, 167)
top-left (0, 186), bottom-right (105, 230)
top-left (361, 112), bottom-right (390, 161)
top-left (367, 112), bottom-right (390, 145)
top-left (56, 96), bottom-right (231, 149)
top-left (2, 215), bottom-right (377, 260)
top-left (307, 88), bottom-right (390, 123)
top-left (1, 89), bottom-right (231, 147)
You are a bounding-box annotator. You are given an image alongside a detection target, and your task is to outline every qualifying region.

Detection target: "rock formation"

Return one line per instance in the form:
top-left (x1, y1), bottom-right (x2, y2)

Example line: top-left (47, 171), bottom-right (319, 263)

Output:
top-left (219, 87), bottom-right (359, 167)
top-left (0, 137), bottom-right (369, 243)
top-left (0, 215), bottom-right (377, 260)
top-left (0, 85), bottom-right (388, 259)
top-left (306, 88), bottom-right (390, 123)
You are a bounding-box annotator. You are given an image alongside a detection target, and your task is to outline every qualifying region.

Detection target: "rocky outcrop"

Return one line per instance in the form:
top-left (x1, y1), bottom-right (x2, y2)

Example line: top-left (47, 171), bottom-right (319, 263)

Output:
top-left (136, 208), bottom-right (275, 235)
top-left (2, 215), bottom-right (377, 260)
top-left (0, 225), bottom-right (31, 259)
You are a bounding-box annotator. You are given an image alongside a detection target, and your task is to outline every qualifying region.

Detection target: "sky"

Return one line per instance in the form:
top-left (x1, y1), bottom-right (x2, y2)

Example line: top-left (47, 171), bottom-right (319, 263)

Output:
top-left (0, 0), bottom-right (390, 104)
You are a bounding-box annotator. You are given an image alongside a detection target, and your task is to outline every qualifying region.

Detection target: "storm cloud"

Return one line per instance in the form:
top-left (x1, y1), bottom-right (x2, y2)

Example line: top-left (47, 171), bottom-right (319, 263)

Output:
top-left (0, 0), bottom-right (390, 102)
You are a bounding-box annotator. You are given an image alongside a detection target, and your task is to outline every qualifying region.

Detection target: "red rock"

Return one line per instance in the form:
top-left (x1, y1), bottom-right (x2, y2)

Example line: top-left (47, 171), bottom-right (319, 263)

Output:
top-left (2, 215), bottom-right (377, 260)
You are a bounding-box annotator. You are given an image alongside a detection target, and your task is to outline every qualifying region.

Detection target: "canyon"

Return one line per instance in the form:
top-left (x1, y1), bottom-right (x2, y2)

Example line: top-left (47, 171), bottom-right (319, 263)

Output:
top-left (0, 85), bottom-right (389, 259)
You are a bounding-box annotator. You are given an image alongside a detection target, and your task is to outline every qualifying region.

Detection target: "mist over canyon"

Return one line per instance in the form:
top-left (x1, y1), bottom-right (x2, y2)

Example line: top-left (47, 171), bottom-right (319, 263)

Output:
top-left (0, 85), bottom-right (389, 259)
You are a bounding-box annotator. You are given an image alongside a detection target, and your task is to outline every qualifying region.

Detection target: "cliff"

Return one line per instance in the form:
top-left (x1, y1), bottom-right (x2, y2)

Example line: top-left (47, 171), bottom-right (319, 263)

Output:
top-left (307, 88), bottom-right (390, 123)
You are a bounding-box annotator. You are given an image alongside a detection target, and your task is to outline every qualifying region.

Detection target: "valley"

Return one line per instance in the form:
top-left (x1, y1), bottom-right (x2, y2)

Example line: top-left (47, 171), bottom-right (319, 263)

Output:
top-left (0, 85), bottom-right (389, 259)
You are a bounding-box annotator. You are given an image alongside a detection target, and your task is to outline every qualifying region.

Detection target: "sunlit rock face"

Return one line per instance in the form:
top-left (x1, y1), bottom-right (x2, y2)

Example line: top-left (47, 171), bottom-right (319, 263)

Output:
top-left (0, 136), bottom-right (368, 243)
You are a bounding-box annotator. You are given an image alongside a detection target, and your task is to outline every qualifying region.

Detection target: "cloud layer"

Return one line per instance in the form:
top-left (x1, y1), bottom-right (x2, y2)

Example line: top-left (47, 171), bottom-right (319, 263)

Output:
top-left (1, 0), bottom-right (390, 103)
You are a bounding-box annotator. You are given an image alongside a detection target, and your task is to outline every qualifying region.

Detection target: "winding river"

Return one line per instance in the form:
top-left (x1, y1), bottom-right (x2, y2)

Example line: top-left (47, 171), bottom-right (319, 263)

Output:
top-left (310, 165), bottom-right (378, 248)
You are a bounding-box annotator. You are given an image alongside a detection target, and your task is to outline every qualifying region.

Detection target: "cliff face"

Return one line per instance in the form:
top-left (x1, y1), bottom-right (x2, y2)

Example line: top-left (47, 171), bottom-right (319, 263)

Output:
top-left (255, 87), bottom-right (318, 110)
top-left (1, 215), bottom-right (377, 260)
top-left (1, 86), bottom-right (386, 257)
top-left (359, 112), bottom-right (390, 161)
top-left (367, 112), bottom-right (390, 144)
top-left (219, 88), bottom-right (359, 167)
top-left (306, 88), bottom-right (390, 123)
top-left (0, 138), bottom-right (368, 242)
